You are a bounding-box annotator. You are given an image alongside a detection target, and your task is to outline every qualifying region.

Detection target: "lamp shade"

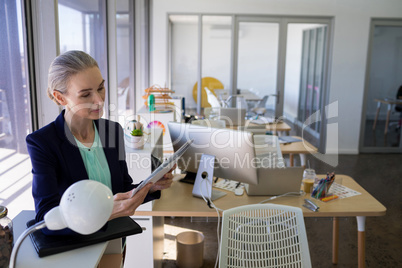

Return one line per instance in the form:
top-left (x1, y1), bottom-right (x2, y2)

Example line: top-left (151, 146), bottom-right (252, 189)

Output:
top-left (44, 180), bottom-right (114, 235)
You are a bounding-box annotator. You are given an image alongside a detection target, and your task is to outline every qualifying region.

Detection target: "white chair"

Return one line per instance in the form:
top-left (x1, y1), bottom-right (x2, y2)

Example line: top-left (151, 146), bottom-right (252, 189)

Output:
top-left (204, 87), bottom-right (222, 108)
top-left (219, 204), bottom-right (311, 268)
top-left (251, 95), bottom-right (269, 116)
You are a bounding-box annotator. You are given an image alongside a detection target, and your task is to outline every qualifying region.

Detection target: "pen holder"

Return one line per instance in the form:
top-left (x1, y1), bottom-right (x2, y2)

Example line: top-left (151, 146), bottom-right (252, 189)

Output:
top-left (311, 178), bottom-right (334, 199)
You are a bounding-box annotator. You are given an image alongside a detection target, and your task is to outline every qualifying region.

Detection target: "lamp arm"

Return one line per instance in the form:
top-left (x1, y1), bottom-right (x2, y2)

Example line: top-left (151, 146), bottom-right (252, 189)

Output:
top-left (9, 220), bottom-right (47, 268)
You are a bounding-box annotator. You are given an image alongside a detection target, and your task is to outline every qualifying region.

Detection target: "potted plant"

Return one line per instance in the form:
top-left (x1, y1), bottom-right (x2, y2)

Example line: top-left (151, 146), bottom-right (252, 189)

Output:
top-left (126, 116), bottom-right (145, 150)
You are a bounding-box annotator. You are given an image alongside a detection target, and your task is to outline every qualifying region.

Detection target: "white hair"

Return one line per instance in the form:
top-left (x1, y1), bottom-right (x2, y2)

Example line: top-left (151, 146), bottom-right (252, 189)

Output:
top-left (47, 50), bottom-right (99, 105)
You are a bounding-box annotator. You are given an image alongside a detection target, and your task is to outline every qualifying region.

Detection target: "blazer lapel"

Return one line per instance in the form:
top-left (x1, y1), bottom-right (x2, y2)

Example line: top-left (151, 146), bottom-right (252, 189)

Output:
top-left (55, 111), bottom-right (88, 183)
top-left (96, 119), bottom-right (123, 193)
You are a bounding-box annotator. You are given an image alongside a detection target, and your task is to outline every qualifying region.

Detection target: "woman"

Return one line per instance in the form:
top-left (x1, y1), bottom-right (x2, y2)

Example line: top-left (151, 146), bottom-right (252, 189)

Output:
top-left (26, 50), bottom-right (173, 235)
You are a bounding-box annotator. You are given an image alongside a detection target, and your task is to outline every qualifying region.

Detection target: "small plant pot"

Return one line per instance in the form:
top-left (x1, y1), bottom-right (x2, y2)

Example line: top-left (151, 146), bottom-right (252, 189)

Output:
top-left (126, 135), bottom-right (145, 150)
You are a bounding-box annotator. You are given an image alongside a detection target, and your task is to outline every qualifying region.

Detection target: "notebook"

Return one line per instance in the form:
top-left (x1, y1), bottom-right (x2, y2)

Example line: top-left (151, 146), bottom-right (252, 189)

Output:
top-left (27, 216), bottom-right (142, 257)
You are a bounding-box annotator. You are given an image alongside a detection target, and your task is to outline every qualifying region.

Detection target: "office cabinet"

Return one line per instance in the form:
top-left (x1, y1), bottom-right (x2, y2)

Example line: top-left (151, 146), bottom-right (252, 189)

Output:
top-left (124, 129), bottom-right (164, 268)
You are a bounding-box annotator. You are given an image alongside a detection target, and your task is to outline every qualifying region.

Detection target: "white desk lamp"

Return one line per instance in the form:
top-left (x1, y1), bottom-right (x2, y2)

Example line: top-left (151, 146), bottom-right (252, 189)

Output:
top-left (9, 180), bottom-right (114, 268)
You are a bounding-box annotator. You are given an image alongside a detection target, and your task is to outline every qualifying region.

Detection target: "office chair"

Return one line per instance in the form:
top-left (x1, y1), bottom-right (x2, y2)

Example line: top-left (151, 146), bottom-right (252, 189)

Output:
top-left (395, 85), bottom-right (402, 129)
top-left (192, 77), bottom-right (224, 108)
top-left (204, 87), bottom-right (223, 108)
top-left (251, 95), bottom-right (269, 116)
top-left (219, 204), bottom-right (312, 268)
top-left (389, 85), bottom-right (402, 130)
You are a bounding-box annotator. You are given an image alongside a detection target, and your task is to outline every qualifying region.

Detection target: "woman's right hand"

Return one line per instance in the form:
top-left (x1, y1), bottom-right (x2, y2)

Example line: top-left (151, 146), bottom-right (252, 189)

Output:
top-left (108, 182), bottom-right (153, 220)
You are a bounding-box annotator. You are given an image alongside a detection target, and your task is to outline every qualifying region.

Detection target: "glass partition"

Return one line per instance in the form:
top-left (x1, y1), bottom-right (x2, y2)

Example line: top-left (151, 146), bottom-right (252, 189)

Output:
top-left (361, 22), bottom-right (402, 151)
top-left (170, 15), bottom-right (199, 113)
top-left (237, 22), bottom-right (279, 117)
top-left (201, 16), bottom-right (232, 107)
top-left (284, 24), bottom-right (327, 138)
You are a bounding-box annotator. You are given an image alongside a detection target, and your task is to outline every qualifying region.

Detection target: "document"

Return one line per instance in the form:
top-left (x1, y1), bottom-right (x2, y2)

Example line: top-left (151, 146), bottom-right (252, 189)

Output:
top-left (130, 139), bottom-right (194, 197)
top-left (250, 116), bottom-right (275, 124)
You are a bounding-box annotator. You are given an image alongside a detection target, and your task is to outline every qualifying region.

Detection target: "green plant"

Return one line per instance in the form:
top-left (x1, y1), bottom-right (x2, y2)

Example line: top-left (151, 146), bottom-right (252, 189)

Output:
top-left (130, 128), bottom-right (143, 136)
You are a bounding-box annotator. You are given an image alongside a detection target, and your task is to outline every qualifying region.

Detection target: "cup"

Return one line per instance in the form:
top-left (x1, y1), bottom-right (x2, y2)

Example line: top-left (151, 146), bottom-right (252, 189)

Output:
top-left (302, 179), bottom-right (315, 193)
top-left (302, 168), bottom-right (316, 194)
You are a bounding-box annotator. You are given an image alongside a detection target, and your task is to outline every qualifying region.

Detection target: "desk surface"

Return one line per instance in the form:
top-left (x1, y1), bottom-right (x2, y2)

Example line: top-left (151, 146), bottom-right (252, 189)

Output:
top-left (227, 121), bottom-right (291, 132)
top-left (280, 136), bottom-right (318, 154)
top-left (374, 98), bottom-right (402, 105)
top-left (13, 211), bottom-right (107, 268)
top-left (136, 174), bottom-right (386, 218)
top-left (247, 121), bottom-right (292, 132)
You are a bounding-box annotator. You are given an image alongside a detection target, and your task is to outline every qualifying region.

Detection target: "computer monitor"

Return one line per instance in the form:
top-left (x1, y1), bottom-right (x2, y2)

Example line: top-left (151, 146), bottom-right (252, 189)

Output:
top-left (167, 122), bottom-right (258, 186)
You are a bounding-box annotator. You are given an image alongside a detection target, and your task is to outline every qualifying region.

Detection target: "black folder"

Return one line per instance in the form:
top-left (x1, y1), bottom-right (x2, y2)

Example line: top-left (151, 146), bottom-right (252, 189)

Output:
top-left (27, 216), bottom-right (143, 257)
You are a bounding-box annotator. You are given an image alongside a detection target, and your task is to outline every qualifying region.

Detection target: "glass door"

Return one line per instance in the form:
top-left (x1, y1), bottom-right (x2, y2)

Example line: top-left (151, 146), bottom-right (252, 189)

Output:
top-left (360, 20), bottom-right (402, 152)
top-left (235, 18), bottom-right (280, 118)
top-left (169, 15), bottom-right (199, 113)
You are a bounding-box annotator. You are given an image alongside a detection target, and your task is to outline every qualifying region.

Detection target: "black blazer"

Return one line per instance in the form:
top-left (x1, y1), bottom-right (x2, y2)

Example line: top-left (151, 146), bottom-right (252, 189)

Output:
top-left (26, 110), bottom-right (159, 234)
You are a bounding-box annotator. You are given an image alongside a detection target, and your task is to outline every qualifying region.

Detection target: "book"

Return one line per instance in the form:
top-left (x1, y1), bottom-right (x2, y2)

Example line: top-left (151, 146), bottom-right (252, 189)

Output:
top-left (278, 136), bottom-right (302, 144)
top-left (27, 216), bottom-right (142, 257)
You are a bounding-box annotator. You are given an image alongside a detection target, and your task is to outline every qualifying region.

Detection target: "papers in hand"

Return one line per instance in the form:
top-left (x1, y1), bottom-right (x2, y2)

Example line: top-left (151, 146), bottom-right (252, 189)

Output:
top-left (130, 139), bottom-right (194, 198)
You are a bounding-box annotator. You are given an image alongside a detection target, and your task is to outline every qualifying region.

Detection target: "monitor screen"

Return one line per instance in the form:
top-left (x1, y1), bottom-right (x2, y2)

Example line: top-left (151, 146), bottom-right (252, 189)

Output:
top-left (168, 122), bottom-right (258, 185)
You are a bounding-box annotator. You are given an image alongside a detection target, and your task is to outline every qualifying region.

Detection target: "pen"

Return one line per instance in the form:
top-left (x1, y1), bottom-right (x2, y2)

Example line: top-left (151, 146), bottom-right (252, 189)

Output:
top-left (321, 195), bottom-right (338, 202)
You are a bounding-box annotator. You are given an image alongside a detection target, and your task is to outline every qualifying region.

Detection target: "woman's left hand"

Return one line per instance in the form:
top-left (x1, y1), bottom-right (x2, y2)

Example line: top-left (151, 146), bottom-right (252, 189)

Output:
top-left (149, 164), bottom-right (176, 193)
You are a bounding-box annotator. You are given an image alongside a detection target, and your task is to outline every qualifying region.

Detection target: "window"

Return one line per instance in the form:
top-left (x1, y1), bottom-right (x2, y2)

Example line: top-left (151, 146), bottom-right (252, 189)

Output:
top-left (0, 0), bottom-right (32, 154)
top-left (58, 0), bottom-right (108, 110)
top-left (0, 0), bottom-right (34, 218)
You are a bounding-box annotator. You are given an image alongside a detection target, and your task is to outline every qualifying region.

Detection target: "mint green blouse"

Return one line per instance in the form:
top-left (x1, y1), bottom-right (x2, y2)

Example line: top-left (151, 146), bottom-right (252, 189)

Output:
top-left (74, 123), bottom-right (112, 190)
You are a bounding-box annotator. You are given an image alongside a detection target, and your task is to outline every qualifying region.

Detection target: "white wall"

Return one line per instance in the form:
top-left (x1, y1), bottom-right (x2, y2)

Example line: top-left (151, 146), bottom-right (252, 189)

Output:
top-left (149, 0), bottom-right (402, 154)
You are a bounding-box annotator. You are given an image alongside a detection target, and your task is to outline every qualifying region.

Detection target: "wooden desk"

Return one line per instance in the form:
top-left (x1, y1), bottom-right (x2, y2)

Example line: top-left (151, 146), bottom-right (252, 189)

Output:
top-left (240, 120), bottom-right (292, 136)
top-left (280, 136), bottom-right (318, 167)
top-left (136, 174), bottom-right (386, 268)
top-left (12, 211), bottom-right (108, 268)
top-left (372, 98), bottom-right (402, 134)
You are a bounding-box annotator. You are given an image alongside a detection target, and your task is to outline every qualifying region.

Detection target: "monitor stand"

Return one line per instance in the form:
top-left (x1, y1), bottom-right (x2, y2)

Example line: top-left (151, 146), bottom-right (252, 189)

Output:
top-left (179, 171), bottom-right (197, 184)
top-left (192, 154), bottom-right (226, 201)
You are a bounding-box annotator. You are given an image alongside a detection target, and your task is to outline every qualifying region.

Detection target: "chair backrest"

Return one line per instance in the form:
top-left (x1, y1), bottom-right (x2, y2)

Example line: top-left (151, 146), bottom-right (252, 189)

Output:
top-left (396, 85), bottom-right (402, 112)
top-left (219, 204), bottom-right (311, 268)
top-left (257, 95), bottom-right (269, 108)
top-left (192, 77), bottom-right (224, 108)
top-left (236, 96), bottom-right (248, 109)
top-left (205, 87), bottom-right (222, 108)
